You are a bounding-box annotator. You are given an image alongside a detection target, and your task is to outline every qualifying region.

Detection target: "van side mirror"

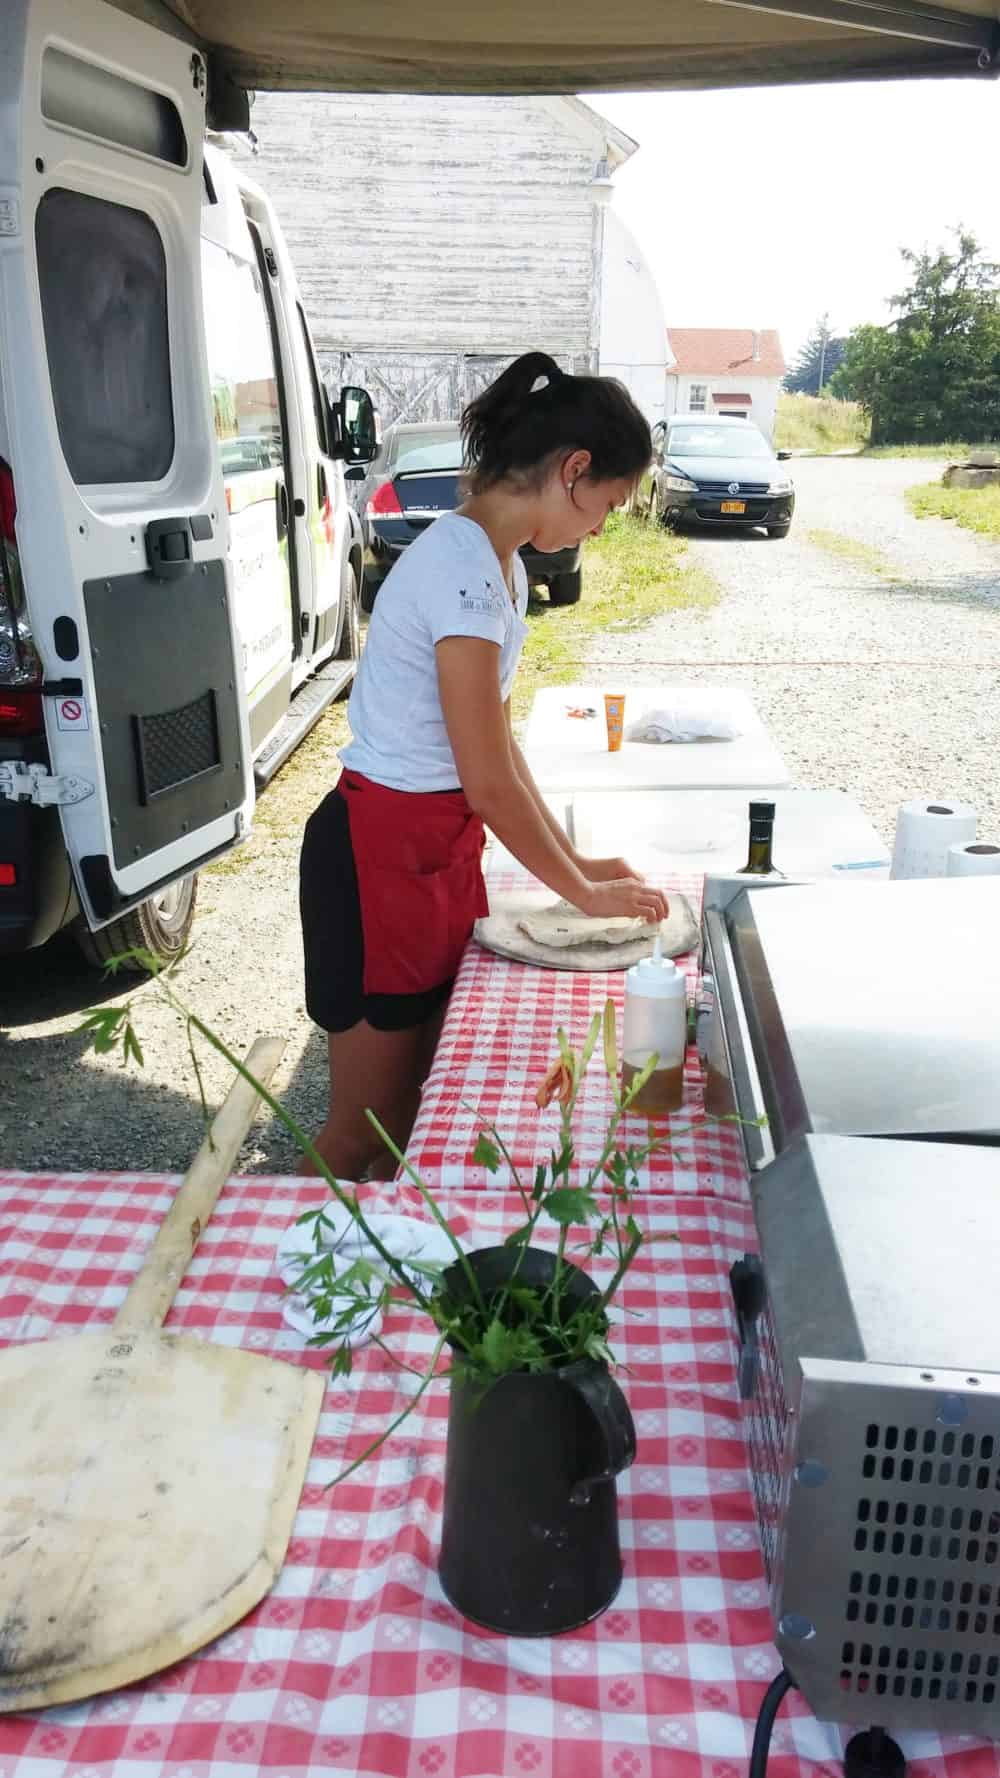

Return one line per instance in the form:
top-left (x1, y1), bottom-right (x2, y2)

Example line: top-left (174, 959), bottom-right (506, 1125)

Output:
top-left (327, 385), bottom-right (378, 465)
top-left (776, 448), bottom-right (792, 461)
top-left (344, 463), bottom-right (367, 482)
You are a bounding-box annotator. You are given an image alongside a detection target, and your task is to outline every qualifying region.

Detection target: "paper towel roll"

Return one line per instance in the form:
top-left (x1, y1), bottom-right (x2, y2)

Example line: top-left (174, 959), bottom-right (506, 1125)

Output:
top-left (947, 841), bottom-right (1000, 878)
top-left (890, 798), bottom-right (978, 879)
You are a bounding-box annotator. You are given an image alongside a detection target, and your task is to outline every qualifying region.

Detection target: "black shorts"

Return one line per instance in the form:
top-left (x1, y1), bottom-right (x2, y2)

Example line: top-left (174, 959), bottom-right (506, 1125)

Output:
top-left (299, 786), bottom-right (454, 1034)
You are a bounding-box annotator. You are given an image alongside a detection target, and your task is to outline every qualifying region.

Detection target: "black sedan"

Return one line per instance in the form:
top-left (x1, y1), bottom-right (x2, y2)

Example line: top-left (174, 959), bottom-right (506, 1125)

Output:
top-left (642, 414), bottom-right (795, 539)
top-left (349, 422), bottom-right (583, 610)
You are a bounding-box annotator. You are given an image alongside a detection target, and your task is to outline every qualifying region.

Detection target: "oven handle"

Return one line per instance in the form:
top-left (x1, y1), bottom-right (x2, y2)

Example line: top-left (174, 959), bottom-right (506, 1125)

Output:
top-left (704, 908), bottom-right (775, 1171)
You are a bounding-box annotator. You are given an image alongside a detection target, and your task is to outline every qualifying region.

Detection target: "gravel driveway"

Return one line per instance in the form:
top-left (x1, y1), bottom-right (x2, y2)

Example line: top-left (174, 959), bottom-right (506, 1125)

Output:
top-left (3, 457), bottom-right (998, 1174)
top-left (592, 456), bottom-right (1000, 843)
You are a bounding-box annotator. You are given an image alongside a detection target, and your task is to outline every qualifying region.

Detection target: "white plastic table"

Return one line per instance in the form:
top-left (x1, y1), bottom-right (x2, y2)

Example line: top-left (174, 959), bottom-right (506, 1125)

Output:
top-left (568, 787), bottom-right (889, 879)
top-left (522, 683), bottom-right (791, 793)
top-left (486, 787), bottom-right (888, 885)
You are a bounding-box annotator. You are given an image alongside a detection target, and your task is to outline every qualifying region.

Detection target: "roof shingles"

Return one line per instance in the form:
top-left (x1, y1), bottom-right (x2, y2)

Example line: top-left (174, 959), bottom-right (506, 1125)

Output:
top-left (666, 328), bottom-right (786, 379)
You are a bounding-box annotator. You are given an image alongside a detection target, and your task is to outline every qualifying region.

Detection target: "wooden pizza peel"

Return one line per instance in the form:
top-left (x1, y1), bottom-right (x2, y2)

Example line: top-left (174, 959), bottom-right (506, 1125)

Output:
top-left (0, 1037), bottom-right (325, 1713)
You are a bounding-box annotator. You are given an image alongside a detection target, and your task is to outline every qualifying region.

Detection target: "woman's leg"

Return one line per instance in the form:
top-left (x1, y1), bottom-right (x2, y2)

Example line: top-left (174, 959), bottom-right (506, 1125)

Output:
top-left (304, 999), bottom-right (447, 1181)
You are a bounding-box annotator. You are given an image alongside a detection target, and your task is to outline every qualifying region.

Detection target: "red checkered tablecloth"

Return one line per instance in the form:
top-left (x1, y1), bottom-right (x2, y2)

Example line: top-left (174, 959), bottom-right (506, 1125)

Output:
top-left (1, 1171), bottom-right (996, 1778)
top-left (406, 872), bottom-right (748, 1201)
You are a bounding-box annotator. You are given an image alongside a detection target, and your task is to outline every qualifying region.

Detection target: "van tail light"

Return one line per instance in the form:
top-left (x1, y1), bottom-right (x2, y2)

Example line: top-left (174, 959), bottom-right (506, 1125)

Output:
top-left (366, 478), bottom-right (402, 518)
top-left (0, 460), bottom-right (43, 716)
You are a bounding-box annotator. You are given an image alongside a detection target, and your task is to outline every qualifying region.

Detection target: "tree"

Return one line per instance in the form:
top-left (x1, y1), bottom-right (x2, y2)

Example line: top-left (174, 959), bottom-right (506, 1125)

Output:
top-left (828, 230), bottom-right (1000, 444)
top-left (784, 315), bottom-right (847, 395)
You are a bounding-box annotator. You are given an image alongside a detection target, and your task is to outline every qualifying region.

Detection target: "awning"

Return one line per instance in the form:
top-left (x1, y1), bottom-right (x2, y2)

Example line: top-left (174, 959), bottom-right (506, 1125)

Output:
top-left (106, 0), bottom-right (1000, 115)
top-left (713, 391), bottom-right (752, 404)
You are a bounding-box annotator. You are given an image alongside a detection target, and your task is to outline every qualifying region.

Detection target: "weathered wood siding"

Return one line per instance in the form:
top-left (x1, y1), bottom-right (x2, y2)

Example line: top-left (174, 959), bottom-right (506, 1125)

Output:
top-left (236, 93), bottom-right (603, 373)
top-left (320, 347), bottom-right (591, 430)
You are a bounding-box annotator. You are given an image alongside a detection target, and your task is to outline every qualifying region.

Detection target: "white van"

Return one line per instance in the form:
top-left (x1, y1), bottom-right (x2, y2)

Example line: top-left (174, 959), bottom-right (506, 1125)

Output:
top-left (0, 0), bottom-right (376, 967)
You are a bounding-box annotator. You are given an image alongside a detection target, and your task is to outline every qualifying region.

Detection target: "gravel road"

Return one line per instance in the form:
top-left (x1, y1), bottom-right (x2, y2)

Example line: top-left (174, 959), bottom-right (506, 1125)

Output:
top-left (593, 456), bottom-right (1000, 842)
top-left (3, 457), bottom-right (998, 1173)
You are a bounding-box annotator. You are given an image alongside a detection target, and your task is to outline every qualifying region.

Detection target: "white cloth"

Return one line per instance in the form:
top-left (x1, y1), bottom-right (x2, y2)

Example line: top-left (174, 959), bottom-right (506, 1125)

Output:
top-left (342, 512), bottom-right (529, 791)
top-left (625, 701), bottom-right (741, 744)
top-left (277, 1206), bottom-right (457, 1346)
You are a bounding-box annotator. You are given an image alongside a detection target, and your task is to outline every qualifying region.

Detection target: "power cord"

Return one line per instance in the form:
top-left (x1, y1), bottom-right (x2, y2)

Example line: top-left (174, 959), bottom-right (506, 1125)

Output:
top-left (749, 1668), bottom-right (797, 1778)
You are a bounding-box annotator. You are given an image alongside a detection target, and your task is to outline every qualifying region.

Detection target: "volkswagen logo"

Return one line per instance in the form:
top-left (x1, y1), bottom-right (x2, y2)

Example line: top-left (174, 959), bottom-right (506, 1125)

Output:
top-left (728, 481), bottom-right (740, 495)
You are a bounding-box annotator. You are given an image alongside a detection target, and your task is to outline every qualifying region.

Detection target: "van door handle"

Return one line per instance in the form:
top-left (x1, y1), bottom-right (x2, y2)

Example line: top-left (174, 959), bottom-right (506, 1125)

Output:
top-left (276, 481), bottom-right (289, 542)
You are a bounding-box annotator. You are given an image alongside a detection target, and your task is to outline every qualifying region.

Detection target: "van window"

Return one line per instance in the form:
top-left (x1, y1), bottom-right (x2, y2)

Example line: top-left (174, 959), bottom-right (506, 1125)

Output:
top-left (35, 188), bottom-right (174, 485)
top-left (202, 240), bottom-right (283, 479)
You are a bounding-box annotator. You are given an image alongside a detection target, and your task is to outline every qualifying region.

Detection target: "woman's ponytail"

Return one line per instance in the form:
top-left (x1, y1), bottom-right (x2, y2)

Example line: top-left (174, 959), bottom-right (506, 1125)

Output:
top-left (461, 351), bottom-right (650, 495)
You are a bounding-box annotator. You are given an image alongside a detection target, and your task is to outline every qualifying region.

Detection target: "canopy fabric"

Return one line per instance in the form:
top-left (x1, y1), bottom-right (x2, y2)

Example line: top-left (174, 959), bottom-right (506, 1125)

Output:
top-left (110, 0), bottom-right (1000, 98)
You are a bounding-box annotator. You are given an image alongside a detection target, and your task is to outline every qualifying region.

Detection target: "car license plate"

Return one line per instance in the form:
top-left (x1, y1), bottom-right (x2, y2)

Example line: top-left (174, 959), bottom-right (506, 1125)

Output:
top-left (721, 500), bottom-right (746, 514)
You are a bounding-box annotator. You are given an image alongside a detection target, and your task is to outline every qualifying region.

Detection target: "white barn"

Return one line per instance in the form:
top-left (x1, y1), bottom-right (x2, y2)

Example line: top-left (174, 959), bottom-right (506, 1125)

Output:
top-left (227, 93), bottom-right (667, 426)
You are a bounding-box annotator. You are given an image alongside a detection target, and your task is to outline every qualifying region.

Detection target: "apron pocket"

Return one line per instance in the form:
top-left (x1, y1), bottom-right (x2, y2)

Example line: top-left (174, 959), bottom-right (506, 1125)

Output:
top-left (358, 851), bottom-right (486, 996)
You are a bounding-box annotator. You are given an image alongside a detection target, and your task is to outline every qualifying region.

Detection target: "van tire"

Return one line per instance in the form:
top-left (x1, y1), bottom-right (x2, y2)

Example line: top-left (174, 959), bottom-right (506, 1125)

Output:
top-left (336, 560), bottom-right (361, 663)
top-left (74, 873), bottom-right (198, 972)
top-left (548, 569), bottom-right (582, 607)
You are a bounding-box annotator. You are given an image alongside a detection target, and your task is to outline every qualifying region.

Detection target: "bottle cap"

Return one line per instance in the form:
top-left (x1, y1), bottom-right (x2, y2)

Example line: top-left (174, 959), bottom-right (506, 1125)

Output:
top-left (749, 800), bottom-right (775, 821)
top-left (626, 942), bottom-right (685, 999)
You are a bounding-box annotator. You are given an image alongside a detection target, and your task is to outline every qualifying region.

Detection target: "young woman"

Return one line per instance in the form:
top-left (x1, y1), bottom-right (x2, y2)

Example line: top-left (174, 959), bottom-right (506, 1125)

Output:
top-left (299, 351), bottom-right (670, 1179)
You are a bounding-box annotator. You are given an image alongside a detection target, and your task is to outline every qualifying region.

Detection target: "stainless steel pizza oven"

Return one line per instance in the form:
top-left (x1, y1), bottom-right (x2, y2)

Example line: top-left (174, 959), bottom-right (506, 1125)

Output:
top-left (732, 1133), bottom-right (1000, 1738)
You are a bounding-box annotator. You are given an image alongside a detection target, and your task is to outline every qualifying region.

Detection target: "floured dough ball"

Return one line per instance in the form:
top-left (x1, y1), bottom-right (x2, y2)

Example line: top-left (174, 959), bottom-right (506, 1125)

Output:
top-left (517, 899), bottom-right (648, 949)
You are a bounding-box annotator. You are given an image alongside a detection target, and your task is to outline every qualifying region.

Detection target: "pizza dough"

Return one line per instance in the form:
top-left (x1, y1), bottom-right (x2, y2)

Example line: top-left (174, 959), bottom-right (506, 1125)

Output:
top-left (518, 901), bottom-right (647, 948)
top-left (475, 889), bottom-right (699, 972)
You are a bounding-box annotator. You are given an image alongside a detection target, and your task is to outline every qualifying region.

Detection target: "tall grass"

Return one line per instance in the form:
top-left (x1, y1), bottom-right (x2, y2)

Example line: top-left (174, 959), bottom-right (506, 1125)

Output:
top-left (774, 392), bottom-right (869, 455)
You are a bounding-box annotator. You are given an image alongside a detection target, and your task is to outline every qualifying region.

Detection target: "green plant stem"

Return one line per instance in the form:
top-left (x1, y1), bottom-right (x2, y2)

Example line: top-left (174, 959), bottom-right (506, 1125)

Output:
top-left (326, 1330), bottom-right (450, 1489)
top-left (598, 1230), bottom-right (644, 1312)
top-left (364, 1109), bottom-right (487, 1319)
top-left (170, 1003), bottom-right (435, 1316)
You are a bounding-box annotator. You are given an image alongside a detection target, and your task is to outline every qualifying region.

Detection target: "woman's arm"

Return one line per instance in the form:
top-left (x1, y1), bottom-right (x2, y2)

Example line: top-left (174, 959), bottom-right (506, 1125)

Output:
top-left (437, 638), bottom-right (668, 924)
top-left (504, 705), bottom-right (642, 886)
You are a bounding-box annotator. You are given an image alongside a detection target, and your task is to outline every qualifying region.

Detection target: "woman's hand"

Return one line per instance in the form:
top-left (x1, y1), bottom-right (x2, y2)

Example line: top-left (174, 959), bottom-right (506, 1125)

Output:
top-left (575, 853), bottom-right (643, 885)
top-left (577, 879), bottom-right (670, 924)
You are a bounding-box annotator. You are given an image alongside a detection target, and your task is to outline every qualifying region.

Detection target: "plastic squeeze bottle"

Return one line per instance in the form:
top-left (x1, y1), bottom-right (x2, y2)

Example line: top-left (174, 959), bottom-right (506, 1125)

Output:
top-left (621, 934), bottom-right (688, 1116)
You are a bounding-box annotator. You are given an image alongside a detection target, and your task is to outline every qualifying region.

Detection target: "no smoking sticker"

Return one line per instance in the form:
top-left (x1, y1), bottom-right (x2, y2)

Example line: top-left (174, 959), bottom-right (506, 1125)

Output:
top-left (56, 696), bottom-right (89, 732)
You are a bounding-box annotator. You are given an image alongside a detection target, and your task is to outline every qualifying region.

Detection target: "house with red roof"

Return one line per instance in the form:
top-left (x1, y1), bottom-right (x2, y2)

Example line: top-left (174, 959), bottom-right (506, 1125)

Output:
top-left (664, 328), bottom-right (786, 441)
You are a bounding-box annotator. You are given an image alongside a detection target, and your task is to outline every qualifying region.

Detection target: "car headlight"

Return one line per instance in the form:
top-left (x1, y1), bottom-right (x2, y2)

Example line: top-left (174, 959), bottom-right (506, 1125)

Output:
top-left (768, 478), bottom-right (793, 495)
top-left (665, 475), bottom-right (697, 493)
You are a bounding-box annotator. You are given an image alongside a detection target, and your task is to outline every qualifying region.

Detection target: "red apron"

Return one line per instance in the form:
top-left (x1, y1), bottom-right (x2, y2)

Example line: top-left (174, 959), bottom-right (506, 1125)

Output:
top-left (339, 768), bottom-right (488, 996)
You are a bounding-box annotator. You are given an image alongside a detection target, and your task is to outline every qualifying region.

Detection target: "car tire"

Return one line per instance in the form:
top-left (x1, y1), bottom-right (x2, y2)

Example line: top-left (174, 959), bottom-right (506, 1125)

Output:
top-left (360, 570), bottom-right (380, 615)
top-left (336, 559), bottom-right (361, 661)
top-left (768, 524), bottom-right (792, 539)
top-left (548, 568), bottom-right (582, 607)
top-left (74, 873), bottom-right (198, 973)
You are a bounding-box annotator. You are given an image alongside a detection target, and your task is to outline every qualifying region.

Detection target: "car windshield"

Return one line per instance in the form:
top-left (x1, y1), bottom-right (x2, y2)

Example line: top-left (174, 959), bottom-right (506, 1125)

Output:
top-left (668, 425), bottom-right (771, 459)
top-left (387, 428), bottom-right (464, 473)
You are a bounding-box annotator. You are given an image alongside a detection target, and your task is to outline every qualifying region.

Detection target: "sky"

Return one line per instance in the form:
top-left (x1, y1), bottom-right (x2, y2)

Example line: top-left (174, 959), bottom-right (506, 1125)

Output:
top-left (591, 79), bottom-right (1000, 369)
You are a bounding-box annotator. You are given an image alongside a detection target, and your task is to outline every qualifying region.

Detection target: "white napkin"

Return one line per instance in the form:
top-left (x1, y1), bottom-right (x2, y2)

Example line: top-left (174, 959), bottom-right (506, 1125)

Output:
top-left (625, 702), bottom-right (740, 744)
top-left (276, 1205), bottom-right (456, 1347)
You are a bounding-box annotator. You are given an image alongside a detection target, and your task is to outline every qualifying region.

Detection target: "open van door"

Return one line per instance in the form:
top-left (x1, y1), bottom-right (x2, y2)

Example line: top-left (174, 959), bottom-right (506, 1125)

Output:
top-left (0, 0), bottom-right (252, 933)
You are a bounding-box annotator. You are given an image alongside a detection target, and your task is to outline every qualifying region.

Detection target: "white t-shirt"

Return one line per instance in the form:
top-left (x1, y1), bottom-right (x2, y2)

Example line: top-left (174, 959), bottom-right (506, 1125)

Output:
top-left (342, 512), bottom-right (530, 792)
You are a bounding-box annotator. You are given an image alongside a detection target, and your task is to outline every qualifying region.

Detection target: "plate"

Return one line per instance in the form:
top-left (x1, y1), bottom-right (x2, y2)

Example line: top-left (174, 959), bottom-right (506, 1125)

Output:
top-left (720, 500), bottom-right (746, 514)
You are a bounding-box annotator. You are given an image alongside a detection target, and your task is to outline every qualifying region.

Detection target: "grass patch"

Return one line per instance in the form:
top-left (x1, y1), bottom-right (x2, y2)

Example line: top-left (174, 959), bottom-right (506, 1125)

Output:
top-left (775, 392), bottom-right (868, 455)
top-left (863, 441), bottom-right (998, 460)
top-left (906, 480), bottom-right (1000, 538)
top-left (510, 513), bottom-right (716, 724)
top-left (208, 514), bottom-right (713, 879)
top-left (806, 528), bottom-right (899, 580)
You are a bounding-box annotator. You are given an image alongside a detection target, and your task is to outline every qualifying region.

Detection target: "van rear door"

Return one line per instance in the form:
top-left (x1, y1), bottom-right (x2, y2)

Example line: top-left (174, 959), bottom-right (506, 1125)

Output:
top-left (0, 0), bottom-right (252, 931)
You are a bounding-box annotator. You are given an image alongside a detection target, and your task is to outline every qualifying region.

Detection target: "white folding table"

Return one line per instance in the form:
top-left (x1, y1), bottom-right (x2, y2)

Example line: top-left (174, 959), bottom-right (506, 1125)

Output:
top-left (522, 683), bottom-right (791, 794)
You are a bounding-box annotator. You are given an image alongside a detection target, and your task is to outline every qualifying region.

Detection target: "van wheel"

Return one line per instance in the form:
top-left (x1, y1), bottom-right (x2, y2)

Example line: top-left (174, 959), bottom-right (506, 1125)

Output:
top-left (548, 569), bottom-right (582, 607)
top-left (74, 874), bottom-right (198, 972)
top-left (336, 560), bottom-right (361, 663)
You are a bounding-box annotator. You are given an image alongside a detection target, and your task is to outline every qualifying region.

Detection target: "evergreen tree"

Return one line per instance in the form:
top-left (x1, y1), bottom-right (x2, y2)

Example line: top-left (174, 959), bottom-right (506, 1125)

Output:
top-left (829, 231), bottom-right (1000, 443)
top-left (784, 315), bottom-right (846, 395)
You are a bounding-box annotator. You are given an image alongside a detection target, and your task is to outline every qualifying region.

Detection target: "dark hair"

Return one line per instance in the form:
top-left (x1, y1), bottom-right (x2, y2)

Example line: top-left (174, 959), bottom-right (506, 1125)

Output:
top-left (461, 351), bottom-right (651, 494)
